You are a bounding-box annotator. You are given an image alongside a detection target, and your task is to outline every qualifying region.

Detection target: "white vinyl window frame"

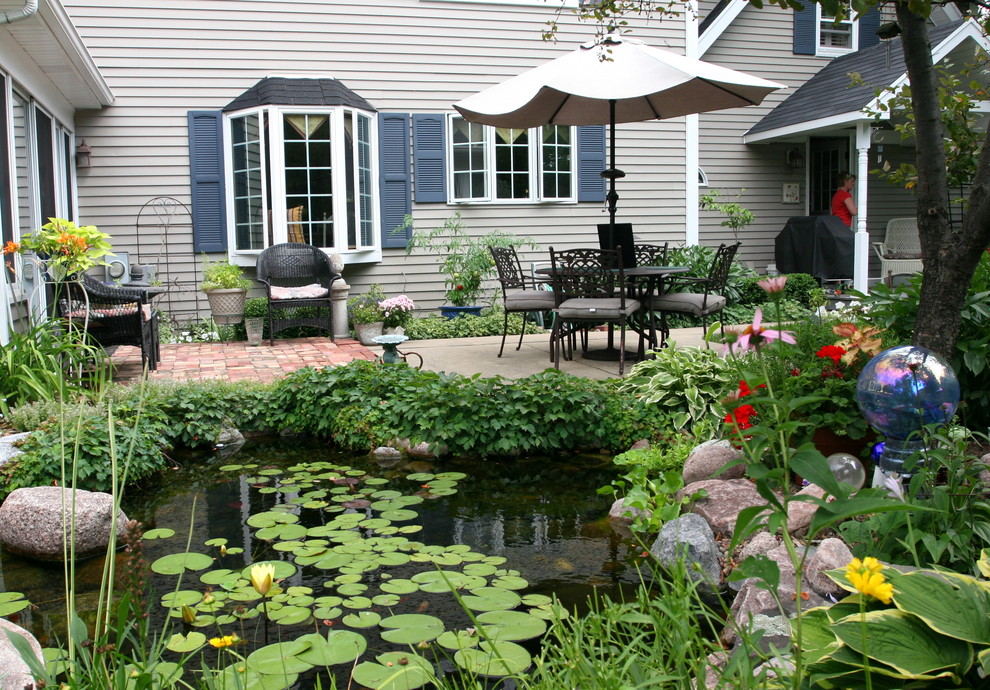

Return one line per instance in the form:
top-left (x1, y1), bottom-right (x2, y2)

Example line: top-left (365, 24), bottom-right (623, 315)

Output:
top-left (817, 2), bottom-right (858, 57)
top-left (446, 114), bottom-right (577, 205)
top-left (223, 105), bottom-right (381, 263)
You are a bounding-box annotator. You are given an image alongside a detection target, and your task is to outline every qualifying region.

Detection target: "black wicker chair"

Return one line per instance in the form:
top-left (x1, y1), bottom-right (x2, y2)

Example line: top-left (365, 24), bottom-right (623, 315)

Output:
top-left (256, 243), bottom-right (340, 345)
top-left (56, 274), bottom-right (160, 371)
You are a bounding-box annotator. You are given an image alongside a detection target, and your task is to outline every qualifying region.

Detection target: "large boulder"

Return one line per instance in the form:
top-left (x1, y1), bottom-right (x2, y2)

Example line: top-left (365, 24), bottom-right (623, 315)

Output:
top-left (0, 618), bottom-right (43, 690)
top-left (682, 440), bottom-right (745, 484)
top-left (651, 513), bottom-right (722, 592)
top-left (804, 538), bottom-right (854, 598)
top-left (678, 479), bottom-right (767, 536)
top-left (0, 487), bottom-right (129, 562)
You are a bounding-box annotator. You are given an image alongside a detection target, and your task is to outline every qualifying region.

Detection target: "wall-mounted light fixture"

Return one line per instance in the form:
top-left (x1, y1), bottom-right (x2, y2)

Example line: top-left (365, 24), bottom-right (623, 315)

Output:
top-left (785, 146), bottom-right (804, 170)
top-left (76, 140), bottom-right (92, 169)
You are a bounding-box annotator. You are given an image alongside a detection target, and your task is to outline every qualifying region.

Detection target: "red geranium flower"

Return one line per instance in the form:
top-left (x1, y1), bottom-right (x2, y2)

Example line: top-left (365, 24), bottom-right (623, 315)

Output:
top-left (817, 345), bottom-right (846, 365)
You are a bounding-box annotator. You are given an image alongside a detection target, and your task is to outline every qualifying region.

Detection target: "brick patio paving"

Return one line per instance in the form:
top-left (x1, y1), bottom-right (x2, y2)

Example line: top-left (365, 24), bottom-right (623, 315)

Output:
top-left (109, 337), bottom-right (377, 384)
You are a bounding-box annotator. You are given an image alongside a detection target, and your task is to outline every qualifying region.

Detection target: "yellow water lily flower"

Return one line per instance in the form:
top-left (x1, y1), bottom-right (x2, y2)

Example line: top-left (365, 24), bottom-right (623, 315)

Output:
top-left (180, 605), bottom-right (197, 625)
top-left (249, 562), bottom-right (276, 597)
top-left (846, 557), bottom-right (894, 604)
top-left (208, 634), bottom-right (240, 648)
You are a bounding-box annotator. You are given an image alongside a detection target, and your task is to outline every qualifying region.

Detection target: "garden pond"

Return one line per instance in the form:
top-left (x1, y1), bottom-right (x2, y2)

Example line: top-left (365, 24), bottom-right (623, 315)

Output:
top-left (0, 439), bottom-right (650, 687)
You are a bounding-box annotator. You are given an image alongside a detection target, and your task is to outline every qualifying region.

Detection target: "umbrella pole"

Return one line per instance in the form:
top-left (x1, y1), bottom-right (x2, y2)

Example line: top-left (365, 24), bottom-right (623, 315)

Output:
top-left (601, 99), bottom-right (625, 250)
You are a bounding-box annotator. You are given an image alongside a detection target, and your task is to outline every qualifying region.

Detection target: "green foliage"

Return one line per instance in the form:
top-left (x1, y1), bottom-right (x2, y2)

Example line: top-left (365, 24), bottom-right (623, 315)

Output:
top-left (857, 257), bottom-right (990, 428)
top-left (401, 213), bottom-right (534, 306)
top-left (738, 273), bottom-right (820, 308)
top-left (348, 282), bottom-right (387, 325)
top-left (404, 308), bottom-right (542, 339)
top-left (13, 217), bottom-right (114, 276)
top-left (140, 379), bottom-right (272, 447)
top-left (2, 400), bottom-right (170, 498)
top-left (199, 255), bottom-right (252, 291)
top-left (665, 244), bottom-right (757, 304)
top-left (611, 425), bottom-right (714, 474)
top-left (0, 322), bottom-right (106, 414)
top-left (796, 561), bottom-right (990, 687)
top-left (619, 346), bottom-right (735, 431)
top-left (839, 425), bottom-right (990, 573)
top-left (599, 464), bottom-right (703, 535)
top-left (699, 189), bottom-right (755, 241)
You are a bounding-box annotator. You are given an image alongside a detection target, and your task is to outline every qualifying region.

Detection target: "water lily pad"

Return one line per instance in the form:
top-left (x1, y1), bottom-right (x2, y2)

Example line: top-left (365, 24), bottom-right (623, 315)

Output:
top-left (463, 563), bottom-right (498, 577)
top-left (411, 571), bottom-right (486, 593)
top-left (460, 588), bottom-right (522, 612)
top-left (336, 583), bottom-right (368, 597)
top-left (380, 579), bottom-right (419, 594)
top-left (379, 509), bottom-right (418, 522)
top-left (359, 518), bottom-right (392, 531)
top-left (334, 573), bottom-right (363, 584)
top-left (247, 512), bottom-right (299, 529)
top-left (143, 528), bottom-right (175, 540)
top-left (376, 551), bottom-right (410, 567)
top-left (151, 552), bottom-right (214, 575)
top-left (166, 631), bottom-right (206, 653)
top-left (405, 473), bottom-right (435, 482)
top-left (256, 523), bottom-right (308, 541)
top-left (529, 601), bottom-right (570, 621)
top-left (312, 553), bottom-right (355, 571)
top-left (296, 630), bottom-right (367, 666)
top-left (397, 525), bottom-right (422, 534)
top-left (372, 593), bottom-right (401, 607)
top-left (491, 576), bottom-right (529, 591)
top-left (343, 610), bottom-right (381, 628)
top-left (475, 610), bottom-right (547, 641)
top-left (379, 614), bottom-right (445, 644)
top-left (213, 664), bottom-right (298, 690)
top-left (269, 605), bottom-right (312, 626)
top-left (370, 489), bottom-right (403, 500)
top-left (352, 652), bottom-right (434, 690)
top-left (520, 594), bottom-right (553, 607)
top-left (435, 471), bottom-right (467, 481)
top-left (314, 606), bottom-right (342, 620)
top-left (161, 590), bottom-right (204, 608)
top-left (436, 629), bottom-right (480, 651)
top-left (246, 640), bottom-right (312, 675)
top-left (218, 464), bottom-right (244, 471)
top-left (342, 596), bottom-right (372, 609)
top-left (454, 640), bottom-right (531, 677)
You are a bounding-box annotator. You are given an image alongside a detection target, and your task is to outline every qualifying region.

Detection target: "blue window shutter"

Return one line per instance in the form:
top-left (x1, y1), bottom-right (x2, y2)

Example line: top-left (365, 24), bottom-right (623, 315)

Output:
top-left (188, 110), bottom-right (227, 252)
top-left (793, 5), bottom-right (816, 55)
top-left (379, 112), bottom-right (412, 248)
top-left (413, 114), bottom-right (446, 203)
top-left (577, 125), bottom-right (606, 203)
top-left (858, 7), bottom-right (881, 49)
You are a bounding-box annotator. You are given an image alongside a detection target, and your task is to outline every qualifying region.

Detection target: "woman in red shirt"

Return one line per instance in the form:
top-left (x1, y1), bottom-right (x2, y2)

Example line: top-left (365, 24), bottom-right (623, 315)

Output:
top-left (831, 172), bottom-right (857, 228)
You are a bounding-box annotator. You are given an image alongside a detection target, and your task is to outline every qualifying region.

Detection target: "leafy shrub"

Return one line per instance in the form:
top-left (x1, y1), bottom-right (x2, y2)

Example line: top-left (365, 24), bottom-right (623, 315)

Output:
top-left (611, 422), bottom-right (716, 474)
top-left (404, 308), bottom-right (542, 340)
top-left (139, 380), bottom-right (272, 447)
top-left (2, 402), bottom-right (170, 498)
top-left (737, 272), bottom-right (820, 308)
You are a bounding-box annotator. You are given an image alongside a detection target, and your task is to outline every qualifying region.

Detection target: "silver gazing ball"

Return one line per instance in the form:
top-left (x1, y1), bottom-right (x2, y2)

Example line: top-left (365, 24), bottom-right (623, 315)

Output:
top-left (826, 453), bottom-right (866, 489)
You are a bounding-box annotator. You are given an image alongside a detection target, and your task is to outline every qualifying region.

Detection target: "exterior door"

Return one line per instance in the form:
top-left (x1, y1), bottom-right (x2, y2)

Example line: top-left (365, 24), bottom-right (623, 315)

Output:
top-left (809, 137), bottom-right (850, 215)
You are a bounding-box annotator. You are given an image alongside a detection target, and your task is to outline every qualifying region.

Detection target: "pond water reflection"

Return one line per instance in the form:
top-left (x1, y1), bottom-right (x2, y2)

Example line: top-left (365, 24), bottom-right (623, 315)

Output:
top-left (0, 439), bottom-right (645, 682)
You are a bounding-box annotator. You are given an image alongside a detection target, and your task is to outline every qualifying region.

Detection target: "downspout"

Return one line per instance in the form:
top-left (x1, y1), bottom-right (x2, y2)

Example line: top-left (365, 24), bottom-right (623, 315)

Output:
top-left (0, 0), bottom-right (39, 25)
top-left (685, 1), bottom-right (700, 246)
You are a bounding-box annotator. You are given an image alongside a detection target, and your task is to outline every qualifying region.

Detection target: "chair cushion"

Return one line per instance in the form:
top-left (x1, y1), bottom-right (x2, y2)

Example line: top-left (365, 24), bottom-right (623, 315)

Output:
top-left (650, 292), bottom-right (726, 317)
top-left (504, 289), bottom-right (556, 310)
top-left (556, 297), bottom-right (641, 320)
top-left (883, 251), bottom-right (922, 260)
top-left (270, 283), bottom-right (329, 300)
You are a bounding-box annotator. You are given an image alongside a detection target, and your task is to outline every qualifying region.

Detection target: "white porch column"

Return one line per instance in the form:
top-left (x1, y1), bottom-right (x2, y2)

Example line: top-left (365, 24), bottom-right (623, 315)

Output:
top-left (685, 2), bottom-right (700, 247)
top-left (853, 122), bottom-right (871, 293)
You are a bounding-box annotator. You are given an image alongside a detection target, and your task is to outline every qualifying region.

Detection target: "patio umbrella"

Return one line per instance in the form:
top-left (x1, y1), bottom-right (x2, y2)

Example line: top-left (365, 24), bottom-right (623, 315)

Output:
top-left (454, 34), bottom-right (785, 241)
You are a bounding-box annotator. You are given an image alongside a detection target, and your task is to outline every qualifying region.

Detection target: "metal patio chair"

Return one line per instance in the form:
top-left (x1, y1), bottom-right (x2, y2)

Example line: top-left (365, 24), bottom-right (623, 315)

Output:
top-left (489, 245), bottom-right (556, 357)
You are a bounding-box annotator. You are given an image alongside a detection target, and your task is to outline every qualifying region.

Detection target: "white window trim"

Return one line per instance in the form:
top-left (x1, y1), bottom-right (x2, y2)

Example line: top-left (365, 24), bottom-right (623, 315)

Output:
top-left (224, 105), bottom-right (382, 263)
top-left (816, 4), bottom-right (858, 57)
top-left (423, 0), bottom-right (578, 6)
top-left (446, 115), bottom-right (577, 205)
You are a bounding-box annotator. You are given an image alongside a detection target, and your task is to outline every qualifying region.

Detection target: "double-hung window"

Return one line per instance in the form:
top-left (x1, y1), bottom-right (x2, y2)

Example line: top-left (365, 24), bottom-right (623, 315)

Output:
top-left (818, 1), bottom-right (856, 55)
top-left (226, 105), bottom-right (378, 257)
top-left (448, 115), bottom-right (575, 203)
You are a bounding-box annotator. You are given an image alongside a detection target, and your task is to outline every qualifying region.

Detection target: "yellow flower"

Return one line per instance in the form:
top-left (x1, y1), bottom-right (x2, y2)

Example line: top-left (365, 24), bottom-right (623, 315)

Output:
top-left (208, 634), bottom-right (240, 648)
top-left (249, 562), bottom-right (276, 597)
top-left (846, 557), bottom-right (894, 604)
top-left (180, 605), bottom-right (197, 625)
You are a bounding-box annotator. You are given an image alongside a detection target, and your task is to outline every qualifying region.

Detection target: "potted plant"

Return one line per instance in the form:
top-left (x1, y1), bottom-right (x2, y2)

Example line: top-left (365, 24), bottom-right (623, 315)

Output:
top-left (380, 294), bottom-right (415, 334)
top-left (348, 283), bottom-right (386, 344)
top-left (400, 213), bottom-right (533, 318)
top-left (4, 217), bottom-right (114, 281)
top-left (199, 256), bottom-right (252, 325)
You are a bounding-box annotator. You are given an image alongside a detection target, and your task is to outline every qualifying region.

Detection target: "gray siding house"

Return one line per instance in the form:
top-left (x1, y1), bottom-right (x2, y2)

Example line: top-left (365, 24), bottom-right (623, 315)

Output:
top-left (0, 0), bottom-right (982, 339)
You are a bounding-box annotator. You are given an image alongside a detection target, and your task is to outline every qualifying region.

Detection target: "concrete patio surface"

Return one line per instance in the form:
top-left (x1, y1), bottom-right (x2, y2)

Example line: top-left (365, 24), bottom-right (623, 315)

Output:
top-left (109, 326), bottom-right (711, 384)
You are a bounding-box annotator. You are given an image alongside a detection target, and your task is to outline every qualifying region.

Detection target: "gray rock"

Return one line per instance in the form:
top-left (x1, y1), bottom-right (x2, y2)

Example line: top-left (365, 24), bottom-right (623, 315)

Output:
top-left (786, 483), bottom-right (827, 536)
top-left (0, 433), bottom-right (29, 470)
top-left (677, 479), bottom-right (767, 536)
top-left (629, 439), bottom-right (650, 451)
top-left (0, 487), bottom-right (129, 562)
top-left (608, 498), bottom-right (649, 524)
top-left (682, 440), bottom-right (745, 484)
top-left (739, 532), bottom-right (779, 562)
top-left (651, 513), bottom-right (721, 590)
top-left (372, 446), bottom-right (403, 459)
top-left (0, 618), bottom-right (42, 690)
top-left (216, 425), bottom-right (245, 446)
top-left (804, 537), bottom-right (854, 598)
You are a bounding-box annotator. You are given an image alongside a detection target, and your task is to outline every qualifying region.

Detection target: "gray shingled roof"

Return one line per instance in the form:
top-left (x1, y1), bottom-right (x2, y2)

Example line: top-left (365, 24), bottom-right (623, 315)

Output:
top-left (747, 20), bottom-right (963, 136)
top-left (223, 77), bottom-right (376, 112)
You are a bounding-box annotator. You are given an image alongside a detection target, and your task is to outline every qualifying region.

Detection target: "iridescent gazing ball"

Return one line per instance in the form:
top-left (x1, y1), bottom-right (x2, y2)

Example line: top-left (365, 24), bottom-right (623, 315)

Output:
top-left (855, 346), bottom-right (960, 439)
top-left (826, 453), bottom-right (867, 489)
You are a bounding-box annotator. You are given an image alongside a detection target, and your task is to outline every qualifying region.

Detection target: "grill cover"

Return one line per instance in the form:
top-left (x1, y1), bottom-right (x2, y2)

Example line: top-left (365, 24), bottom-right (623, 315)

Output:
top-left (775, 216), bottom-right (854, 281)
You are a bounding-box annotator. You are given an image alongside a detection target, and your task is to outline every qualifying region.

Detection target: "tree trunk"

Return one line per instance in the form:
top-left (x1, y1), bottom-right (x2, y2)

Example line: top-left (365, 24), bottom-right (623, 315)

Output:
top-left (897, 4), bottom-right (990, 358)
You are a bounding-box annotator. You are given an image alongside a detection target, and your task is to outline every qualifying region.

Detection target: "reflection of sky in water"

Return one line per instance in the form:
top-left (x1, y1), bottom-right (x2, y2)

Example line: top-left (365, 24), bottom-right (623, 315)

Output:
top-left (857, 347), bottom-right (959, 438)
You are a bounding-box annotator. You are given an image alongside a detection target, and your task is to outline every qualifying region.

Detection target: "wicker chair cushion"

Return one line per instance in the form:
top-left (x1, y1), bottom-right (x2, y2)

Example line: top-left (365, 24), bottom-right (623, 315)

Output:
top-left (504, 289), bottom-right (556, 310)
top-left (556, 297), bottom-right (641, 319)
top-left (270, 284), bottom-right (329, 300)
top-left (650, 292), bottom-right (726, 317)
top-left (65, 304), bottom-right (152, 320)
top-left (883, 251), bottom-right (922, 260)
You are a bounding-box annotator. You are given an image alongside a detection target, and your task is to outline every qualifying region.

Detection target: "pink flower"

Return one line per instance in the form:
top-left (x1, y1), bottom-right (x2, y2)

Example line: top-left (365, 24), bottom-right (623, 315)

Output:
top-left (757, 275), bottom-right (788, 294)
top-left (725, 308), bottom-right (796, 354)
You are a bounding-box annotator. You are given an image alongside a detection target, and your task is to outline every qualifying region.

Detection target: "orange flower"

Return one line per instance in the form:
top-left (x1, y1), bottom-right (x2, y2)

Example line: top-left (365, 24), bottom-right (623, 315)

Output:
top-left (2, 241), bottom-right (20, 255)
